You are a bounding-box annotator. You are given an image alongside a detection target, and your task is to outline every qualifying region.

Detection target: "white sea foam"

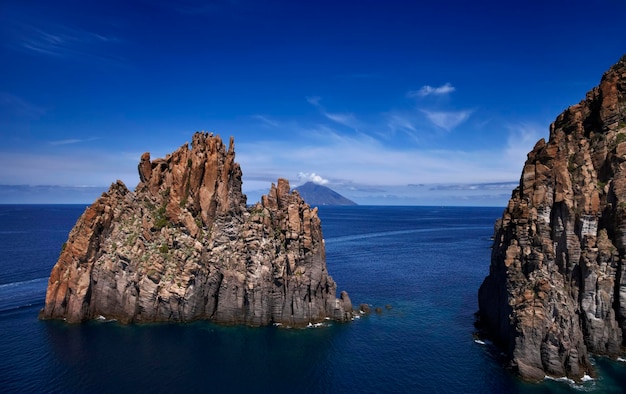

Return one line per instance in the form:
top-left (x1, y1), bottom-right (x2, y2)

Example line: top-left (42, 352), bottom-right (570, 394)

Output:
top-left (544, 375), bottom-right (575, 385)
top-left (95, 315), bottom-right (117, 323)
top-left (545, 374), bottom-right (596, 391)
top-left (617, 357), bottom-right (626, 363)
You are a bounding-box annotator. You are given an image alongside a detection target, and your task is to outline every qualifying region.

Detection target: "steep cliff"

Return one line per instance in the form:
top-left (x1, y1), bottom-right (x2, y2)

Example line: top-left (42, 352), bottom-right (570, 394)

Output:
top-left (478, 55), bottom-right (626, 381)
top-left (40, 132), bottom-right (353, 326)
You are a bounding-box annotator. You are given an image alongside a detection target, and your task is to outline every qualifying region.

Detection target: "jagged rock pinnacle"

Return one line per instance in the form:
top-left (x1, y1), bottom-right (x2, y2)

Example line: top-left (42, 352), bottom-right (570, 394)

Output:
top-left (40, 132), bottom-right (354, 326)
top-left (478, 55), bottom-right (626, 381)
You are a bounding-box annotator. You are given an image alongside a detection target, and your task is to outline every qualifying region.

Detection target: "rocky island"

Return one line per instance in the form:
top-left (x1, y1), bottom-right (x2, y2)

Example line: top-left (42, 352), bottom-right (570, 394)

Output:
top-left (39, 133), bottom-right (354, 326)
top-left (478, 55), bottom-right (626, 381)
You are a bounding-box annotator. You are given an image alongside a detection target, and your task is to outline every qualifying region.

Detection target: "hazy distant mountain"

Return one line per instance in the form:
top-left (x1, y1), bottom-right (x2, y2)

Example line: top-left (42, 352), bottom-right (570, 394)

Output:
top-left (293, 182), bottom-right (357, 206)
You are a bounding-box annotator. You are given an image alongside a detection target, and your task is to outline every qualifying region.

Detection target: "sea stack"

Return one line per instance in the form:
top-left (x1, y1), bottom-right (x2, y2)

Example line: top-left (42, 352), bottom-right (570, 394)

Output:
top-left (40, 132), bottom-right (353, 326)
top-left (478, 55), bottom-right (626, 381)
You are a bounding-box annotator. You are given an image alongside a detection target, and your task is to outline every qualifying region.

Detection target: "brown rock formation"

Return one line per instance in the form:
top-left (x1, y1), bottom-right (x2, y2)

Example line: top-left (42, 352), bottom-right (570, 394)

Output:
top-left (40, 132), bottom-right (353, 326)
top-left (478, 55), bottom-right (626, 381)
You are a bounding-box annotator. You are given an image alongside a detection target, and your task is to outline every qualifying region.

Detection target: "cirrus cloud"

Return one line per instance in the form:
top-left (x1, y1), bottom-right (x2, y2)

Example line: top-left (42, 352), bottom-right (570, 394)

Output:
top-left (421, 109), bottom-right (473, 131)
top-left (408, 83), bottom-right (456, 98)
top-left (306, 96), bottom-right (359, 130)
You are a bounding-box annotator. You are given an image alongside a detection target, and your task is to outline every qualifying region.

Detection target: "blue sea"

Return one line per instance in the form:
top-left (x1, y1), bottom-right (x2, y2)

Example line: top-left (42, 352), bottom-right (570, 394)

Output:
top-left (1, 205), bottom-right (625, 393)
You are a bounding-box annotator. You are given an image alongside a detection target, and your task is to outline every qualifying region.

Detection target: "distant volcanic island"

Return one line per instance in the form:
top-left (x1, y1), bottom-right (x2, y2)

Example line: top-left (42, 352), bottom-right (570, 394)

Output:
top-left (39, 133), bottom-right (355, 326)
top-left (293, 182), bottom-right (357, 206)
top-left (478, 55), bottom-right (626, 381)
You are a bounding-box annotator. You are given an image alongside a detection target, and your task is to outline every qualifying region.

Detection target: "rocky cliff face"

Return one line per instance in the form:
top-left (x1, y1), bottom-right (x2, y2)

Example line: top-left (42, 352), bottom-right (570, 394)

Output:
top-left (40, 132), bottom-right (353, 326)
top-left (478, 55), bottom-right (626, 381)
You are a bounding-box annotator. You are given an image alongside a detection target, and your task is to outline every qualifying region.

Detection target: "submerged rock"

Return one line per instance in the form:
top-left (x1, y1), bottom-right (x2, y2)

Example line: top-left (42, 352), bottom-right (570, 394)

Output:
top-left (40, 132), bottom-right (353, 326)
top-left (478, 55), bottom-right (626, 381)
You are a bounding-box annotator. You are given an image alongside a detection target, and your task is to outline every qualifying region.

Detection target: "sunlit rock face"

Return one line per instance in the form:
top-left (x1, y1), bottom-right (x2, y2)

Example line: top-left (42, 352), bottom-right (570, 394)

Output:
top-left (40, 132), bottom-right (353, 326)
top-left (479, 55), bottom-right (626, 382)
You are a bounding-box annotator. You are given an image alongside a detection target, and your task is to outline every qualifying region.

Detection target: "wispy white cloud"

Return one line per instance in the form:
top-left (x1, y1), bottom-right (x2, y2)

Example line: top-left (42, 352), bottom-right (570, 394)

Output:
top-left (387, 113), bottom-right (417, 132)
top-left (408, 83), bottom-right (455, 98)
top-left (306, 96), bottom-right (359, 130)
top-left (17, 24), bottom-right (115, 57)
top-left (49, 139), bottom-right (82, 146)
top-left (2, 17), bottom-right (124, 66)
top-left (237, 127), bottom-right (523, 190)
top-left (505, 123), bottom-right (545, 167)
top-left (297, 172), bottom-right (329, 185)
top-left (48, 137), bottom-right (100, 146)
top-left (421, 109), bottom-right (472, 131)
top-left (0, 92), bottom-right (46, 119)
top-left (0, 122), bottom-right (539, 206)
top-left (383, 113), bottom-right (422, 144)
top-left (251, 115), bottom-right (279, 127)
top-left (306, 96), bottom-right (322, 106)
top-left (324, 112), bottom-right (359, 129)
top-left (400, 83), bottom-right (473, 134)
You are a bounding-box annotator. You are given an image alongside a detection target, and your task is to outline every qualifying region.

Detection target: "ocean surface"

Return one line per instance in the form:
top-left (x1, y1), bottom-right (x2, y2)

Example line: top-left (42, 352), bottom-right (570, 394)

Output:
top-left (1, 205), bottom-right (625, 393)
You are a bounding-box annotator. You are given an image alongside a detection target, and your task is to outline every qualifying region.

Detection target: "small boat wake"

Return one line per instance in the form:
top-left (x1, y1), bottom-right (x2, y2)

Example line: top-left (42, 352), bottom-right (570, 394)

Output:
top-left (0, 277), bottom-right (48, 313)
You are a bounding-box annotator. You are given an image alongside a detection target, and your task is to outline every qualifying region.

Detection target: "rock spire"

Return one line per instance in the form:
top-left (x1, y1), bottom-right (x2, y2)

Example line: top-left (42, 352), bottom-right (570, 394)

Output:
top-left (478, 55), bottom-right (626, 381)
top-left (40, 132), bottom-right (353, 326)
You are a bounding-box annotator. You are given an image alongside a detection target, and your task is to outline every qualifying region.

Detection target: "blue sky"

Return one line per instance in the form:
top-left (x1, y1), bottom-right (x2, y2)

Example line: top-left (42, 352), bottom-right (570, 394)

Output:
top-left (1, 0), bottom-right (625, 205)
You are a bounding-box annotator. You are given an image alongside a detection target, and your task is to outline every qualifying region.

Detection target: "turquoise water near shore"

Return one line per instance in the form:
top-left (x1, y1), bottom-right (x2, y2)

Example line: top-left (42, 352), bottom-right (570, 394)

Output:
top-left (1, 205), bottom-right (625, 392)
